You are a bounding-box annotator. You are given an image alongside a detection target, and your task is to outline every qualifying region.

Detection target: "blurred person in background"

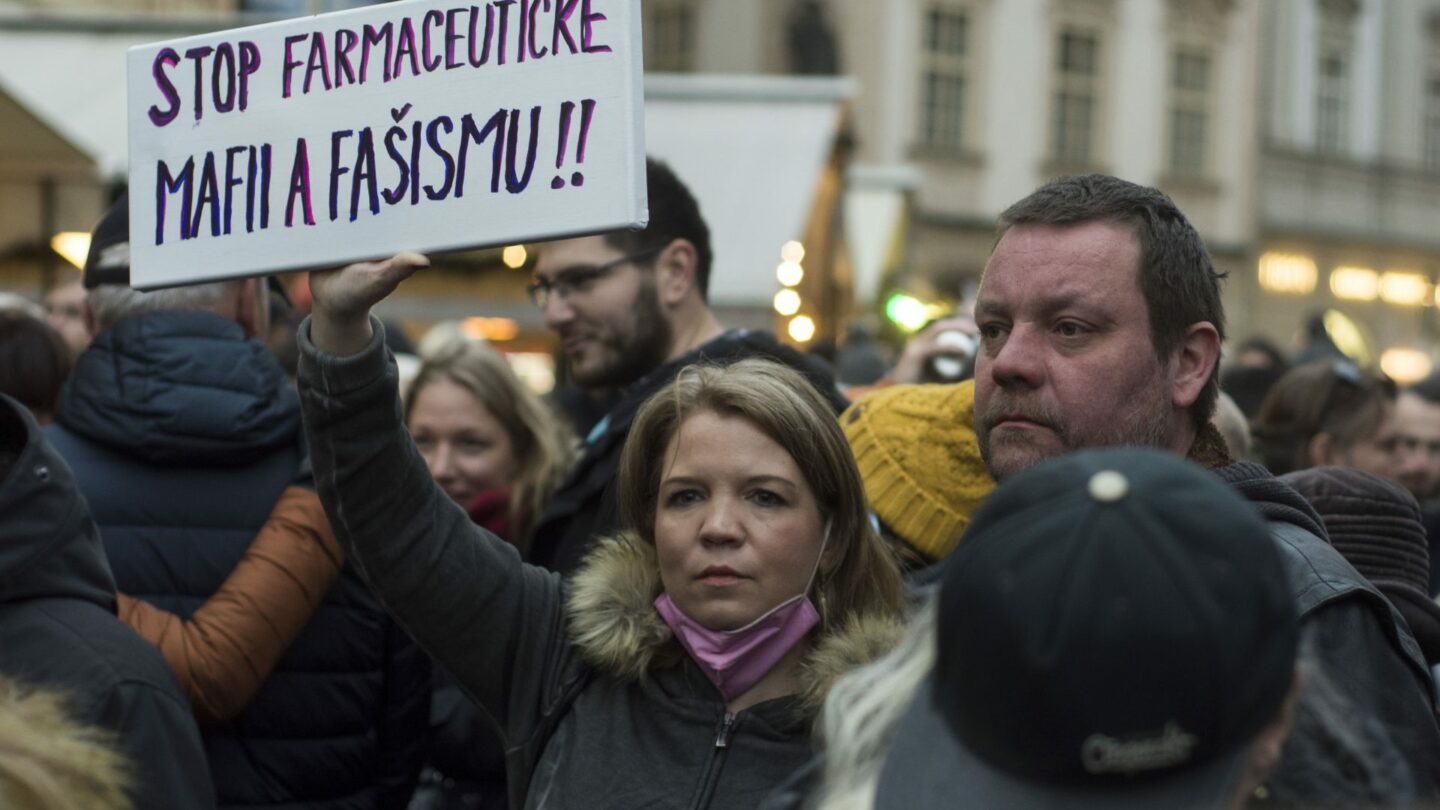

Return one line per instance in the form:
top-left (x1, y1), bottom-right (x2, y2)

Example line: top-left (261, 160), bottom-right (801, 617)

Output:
top-left (1211, 391), bottom-right (1252, 461)
top-left (525, 158), bottom-right (847, 575)
top-left (1250, 360), bottom-right (1400, 479)
top-left (43, 274), bottom-right (93, 359)
top-left (406, 338), bottom-right (577, 553)
top-left (404, 337), bottom-right (577, 810)
top-left (1220, 336), bottom-right (1290, 419)
top-left (1395, 375), bottom-right (1440, 506)
top-left (1393, 374), bottom-right (1440, 594)
top-left (0, 310), bottom-right (71, 425)
top-left (261, 278), bottom-right (298, 380)
top-left (831, 325), bottom-right (891, 390)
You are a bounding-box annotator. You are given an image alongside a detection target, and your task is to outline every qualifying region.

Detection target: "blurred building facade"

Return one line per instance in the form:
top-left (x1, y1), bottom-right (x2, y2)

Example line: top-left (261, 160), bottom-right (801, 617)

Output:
top-left (3, 0), bottom-right (1440, 371)
top-left (660, 0), bottom-right (1440, 374)
top-left (1246, 0), bottom-right (1440, 377)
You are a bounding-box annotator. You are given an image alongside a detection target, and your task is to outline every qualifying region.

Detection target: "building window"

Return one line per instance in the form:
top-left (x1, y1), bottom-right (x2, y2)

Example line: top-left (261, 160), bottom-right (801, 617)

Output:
top-left (1051, 29), bottom-right (1102, 166)
top-left (1316, 49), bottom-right (1349, 154)
top-left (1315, 1), bottom-right (1357, 156)
top-left (646, 0), bottom-right (696, 73)
top-left (1427, 28), bottom-right (1440, 170)
top-left (918, 5), bottom-right (971, 151)
top-left (1168, 49), bottom-right (1212, 176)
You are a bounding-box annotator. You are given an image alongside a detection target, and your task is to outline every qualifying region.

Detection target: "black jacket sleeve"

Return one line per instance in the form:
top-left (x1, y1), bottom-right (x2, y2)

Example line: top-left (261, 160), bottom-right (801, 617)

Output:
top-left (103, 680), bottom-right (216, 810)
top-left (296, 316), bottom-right (579, 746)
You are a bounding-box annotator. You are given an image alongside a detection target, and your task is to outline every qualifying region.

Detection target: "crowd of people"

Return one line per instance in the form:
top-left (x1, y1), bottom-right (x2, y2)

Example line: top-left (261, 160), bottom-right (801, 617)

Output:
top-left (3, 161), bottom-right (1440, 810)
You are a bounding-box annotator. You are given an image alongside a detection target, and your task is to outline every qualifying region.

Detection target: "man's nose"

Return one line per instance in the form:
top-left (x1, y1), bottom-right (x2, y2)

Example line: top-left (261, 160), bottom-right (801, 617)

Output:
top-left (986, 325), bottom-right (1045, 389)
top-left (542, 291), bottom-right (576, 330)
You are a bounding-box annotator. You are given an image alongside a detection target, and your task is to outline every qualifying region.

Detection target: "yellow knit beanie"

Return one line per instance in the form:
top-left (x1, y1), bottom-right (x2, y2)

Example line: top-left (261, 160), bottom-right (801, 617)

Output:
top-left (842, 380), bottom-right (995, 561)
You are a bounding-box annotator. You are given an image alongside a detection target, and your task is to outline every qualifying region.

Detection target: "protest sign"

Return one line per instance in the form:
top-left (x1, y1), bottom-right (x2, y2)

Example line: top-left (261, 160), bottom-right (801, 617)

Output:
top-left (126, 0), bottom-right (645, 289)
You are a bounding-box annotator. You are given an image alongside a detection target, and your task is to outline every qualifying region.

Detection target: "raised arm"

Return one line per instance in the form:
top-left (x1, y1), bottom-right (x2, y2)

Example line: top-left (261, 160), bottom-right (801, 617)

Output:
top-left (297, 254), bottom-right (576, 737)
top-left (117, 485), bottom-right (344, 726)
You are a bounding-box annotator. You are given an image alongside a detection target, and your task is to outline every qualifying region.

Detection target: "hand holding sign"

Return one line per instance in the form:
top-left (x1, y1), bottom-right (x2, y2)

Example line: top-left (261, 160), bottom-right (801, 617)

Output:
top-left (309, 251), bottom-right (430, 357)
top-left (127, 0), bottom-right (645, 289)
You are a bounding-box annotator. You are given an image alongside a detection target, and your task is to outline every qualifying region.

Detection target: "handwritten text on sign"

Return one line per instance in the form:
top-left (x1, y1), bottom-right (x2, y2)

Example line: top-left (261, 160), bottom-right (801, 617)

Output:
top-left (127, 0), bottom-right (645, 289)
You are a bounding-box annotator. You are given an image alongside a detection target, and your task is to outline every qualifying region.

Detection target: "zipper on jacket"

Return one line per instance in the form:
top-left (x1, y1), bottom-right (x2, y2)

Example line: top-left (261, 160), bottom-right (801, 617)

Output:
top-left (688, 712), bottom-right (738, 810)
top-left (714, 712), bottom-right (736, 749)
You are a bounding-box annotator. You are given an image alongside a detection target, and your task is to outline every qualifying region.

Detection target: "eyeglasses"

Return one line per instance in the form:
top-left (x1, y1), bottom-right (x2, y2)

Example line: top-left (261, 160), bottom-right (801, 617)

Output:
top-left (526, 246), bottom-right (664, 309)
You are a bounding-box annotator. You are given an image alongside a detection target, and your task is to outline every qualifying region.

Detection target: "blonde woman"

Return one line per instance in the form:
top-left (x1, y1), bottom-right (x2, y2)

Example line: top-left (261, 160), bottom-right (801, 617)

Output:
top-left (298, 252), bottom-right (905, 809)
top-left (405, 338), bottom-right (576, 552)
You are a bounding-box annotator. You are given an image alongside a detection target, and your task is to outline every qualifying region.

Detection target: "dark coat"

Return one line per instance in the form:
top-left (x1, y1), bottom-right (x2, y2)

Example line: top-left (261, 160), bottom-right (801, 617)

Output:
top-left (1215, 461), bottom-right (1440, 804)
top-left (47, 310), bottom-right (429, 810)
top-left (0, 394), bottom-right (215, 810)
top-left (528, 329), bottom-right (849, 575)
top-left (296, 319), bottom-right (899, 810)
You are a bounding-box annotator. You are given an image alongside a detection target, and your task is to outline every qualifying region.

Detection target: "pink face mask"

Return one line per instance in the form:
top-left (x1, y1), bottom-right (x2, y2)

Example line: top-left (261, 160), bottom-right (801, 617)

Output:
top-left (654, 526), bottom-right (828, 704)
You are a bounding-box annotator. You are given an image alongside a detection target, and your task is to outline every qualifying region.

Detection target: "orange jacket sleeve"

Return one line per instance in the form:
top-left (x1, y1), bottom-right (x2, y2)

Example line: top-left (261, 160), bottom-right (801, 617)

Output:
top-left (117, 485), bottom-right (345, 726)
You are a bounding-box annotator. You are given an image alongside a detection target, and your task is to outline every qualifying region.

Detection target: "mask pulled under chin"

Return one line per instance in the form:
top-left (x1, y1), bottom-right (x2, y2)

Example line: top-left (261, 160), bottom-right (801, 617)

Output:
top-left (654, 591), bottom-right (820, 704)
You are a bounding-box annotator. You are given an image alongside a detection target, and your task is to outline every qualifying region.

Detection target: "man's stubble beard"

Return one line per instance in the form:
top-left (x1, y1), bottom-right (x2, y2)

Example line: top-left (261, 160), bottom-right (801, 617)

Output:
top-left (570, 279), bottom-right (674, 391)
top-left (977, 378), bottom-right (1175, 481)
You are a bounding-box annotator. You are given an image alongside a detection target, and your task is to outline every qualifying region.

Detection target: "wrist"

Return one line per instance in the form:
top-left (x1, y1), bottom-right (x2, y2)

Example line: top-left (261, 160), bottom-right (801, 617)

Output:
top-left (310, 310), bottom-right (374, 357)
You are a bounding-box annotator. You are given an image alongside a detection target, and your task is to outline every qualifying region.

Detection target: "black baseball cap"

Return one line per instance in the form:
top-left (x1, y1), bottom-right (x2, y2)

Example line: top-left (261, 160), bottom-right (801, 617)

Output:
top-left (876, 447), bottom-right (1299, 809)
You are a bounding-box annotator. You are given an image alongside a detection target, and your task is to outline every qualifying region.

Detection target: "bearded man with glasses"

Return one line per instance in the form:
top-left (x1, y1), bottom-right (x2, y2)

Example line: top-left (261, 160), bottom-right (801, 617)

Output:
top-left (524, 158), bottom-right (848, 575)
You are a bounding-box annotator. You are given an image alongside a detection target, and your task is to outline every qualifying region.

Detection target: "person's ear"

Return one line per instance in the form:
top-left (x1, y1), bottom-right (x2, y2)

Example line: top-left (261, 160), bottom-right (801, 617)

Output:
top-left (81, 296), bottom-right (98, 336)
top-left (1307, 432), bottom-right (1337, 468)
top-left (1170, 322), bottom-right (1221, 411)
top-left (654, 239), bottom-right (699, 308)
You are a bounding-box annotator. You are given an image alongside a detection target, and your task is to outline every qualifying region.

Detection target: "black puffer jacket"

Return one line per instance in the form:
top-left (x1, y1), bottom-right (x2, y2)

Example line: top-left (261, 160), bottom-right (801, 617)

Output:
top-left (0, 394), bottom-right (214, 809)
top-left (46, 310), bottom-right (430, 810)
top-left (528, 329), bottom-right (849, 575)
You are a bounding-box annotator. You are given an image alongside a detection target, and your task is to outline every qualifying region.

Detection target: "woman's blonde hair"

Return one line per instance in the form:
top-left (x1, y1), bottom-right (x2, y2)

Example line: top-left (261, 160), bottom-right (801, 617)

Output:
top-left (0, 679), bottom-right (133, 810)
top-left (405, 338), bottom-right (577, 549)
top-left (812, 599), bottom-right (937, 810)
top-left (617, 358), bottom-right (905, 634)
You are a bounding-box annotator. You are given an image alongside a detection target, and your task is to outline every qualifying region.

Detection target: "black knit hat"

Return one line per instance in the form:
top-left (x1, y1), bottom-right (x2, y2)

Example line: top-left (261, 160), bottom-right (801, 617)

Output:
top-left (1281, 466), bottom-right (1440, 665)
top-left (82, 192), bottom-right (131, 289)
top-left (877, 447), bottom-right (1299, 809)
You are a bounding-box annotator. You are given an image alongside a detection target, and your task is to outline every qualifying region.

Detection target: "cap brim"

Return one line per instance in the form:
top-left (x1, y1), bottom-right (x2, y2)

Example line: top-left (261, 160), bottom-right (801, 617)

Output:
top-left (874, 674), bottom-right (1248, 810)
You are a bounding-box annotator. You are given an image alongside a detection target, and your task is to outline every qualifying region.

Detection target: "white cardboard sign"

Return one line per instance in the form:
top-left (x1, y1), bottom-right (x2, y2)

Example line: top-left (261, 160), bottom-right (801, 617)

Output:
top-left (126, 0), bottom-right (646, 289)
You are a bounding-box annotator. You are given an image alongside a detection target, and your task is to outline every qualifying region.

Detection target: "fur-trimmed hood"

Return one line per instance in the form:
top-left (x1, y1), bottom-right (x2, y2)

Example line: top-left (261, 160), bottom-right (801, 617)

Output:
top-left (566, 532), bottom-right (906, 715)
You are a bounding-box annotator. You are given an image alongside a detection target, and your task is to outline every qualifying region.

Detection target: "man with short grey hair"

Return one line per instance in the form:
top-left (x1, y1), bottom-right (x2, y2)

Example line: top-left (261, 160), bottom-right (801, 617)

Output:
top-left (47, 192), bottom-right (430, 810)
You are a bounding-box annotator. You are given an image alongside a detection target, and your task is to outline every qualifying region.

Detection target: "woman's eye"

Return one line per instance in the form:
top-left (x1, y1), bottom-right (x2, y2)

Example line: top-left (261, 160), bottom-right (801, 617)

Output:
top-left (750, 489), bottom-right (786, 507)
top-left (665, 489), bottom-right (701, 507)
top-left (457, 438), bottom-right (492, 452)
